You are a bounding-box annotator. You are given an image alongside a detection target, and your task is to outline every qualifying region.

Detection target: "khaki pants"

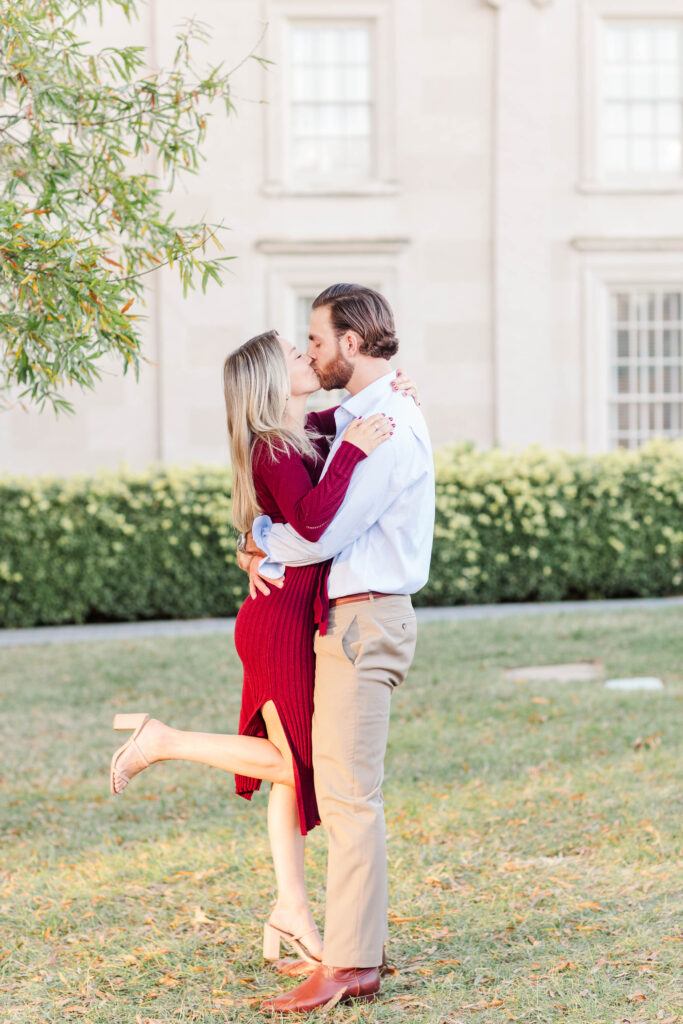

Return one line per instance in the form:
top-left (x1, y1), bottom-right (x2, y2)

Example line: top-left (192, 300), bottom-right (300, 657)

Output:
top-left (312, 594), bottom-right (418, 968)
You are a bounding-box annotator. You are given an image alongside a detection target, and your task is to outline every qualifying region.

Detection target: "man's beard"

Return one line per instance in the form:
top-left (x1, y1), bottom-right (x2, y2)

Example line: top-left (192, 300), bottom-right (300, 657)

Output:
top-left (314, 347), bottom-right (354, 391)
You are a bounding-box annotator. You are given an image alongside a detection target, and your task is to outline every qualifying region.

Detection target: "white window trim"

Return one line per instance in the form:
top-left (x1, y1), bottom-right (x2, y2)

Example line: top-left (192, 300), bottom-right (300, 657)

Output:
top-left (261, 0), bottom-right (397, 197)
top-left (578, 0), bottom-right (683, 194)
top-left (578, 243), bottom-right (683, 450)
top-left (254, 242), bottom-right (404, 345)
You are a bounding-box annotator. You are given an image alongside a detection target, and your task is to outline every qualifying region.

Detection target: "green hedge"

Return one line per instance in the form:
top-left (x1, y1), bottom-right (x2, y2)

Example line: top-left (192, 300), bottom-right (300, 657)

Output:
top-left (1, 440), bottom-right (682, 628)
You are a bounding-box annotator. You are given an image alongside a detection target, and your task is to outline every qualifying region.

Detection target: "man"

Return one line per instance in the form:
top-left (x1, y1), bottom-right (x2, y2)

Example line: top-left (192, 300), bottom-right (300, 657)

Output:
top-left (243, 283), bottom-right (434, 1013)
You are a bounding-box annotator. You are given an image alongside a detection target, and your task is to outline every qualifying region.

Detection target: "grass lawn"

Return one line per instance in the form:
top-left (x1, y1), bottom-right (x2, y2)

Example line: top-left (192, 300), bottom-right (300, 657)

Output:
top-left (1, 608), bottom-right (682, 1024)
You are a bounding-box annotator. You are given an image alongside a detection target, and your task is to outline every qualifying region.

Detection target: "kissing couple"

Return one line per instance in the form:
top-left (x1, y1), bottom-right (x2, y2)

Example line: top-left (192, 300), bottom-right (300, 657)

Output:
top-left (109, 283), bottom-right (435, 1012)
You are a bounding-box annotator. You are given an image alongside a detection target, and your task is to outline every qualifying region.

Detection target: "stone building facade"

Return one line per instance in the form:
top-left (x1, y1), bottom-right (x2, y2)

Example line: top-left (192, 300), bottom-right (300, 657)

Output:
top-left (2, 0), bottom-right (683, 475)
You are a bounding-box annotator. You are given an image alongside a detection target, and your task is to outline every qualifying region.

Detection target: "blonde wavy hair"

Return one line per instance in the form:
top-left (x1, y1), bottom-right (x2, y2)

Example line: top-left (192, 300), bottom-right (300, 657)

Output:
top-left (223, 330), bottom-right (318, 532)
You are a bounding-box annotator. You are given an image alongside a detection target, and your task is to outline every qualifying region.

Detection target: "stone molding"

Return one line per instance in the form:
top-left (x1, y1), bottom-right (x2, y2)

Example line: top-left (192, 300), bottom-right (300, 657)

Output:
top-left (484, 0), bottom-right (553, 7)
top-left (255, 237), bottom-right (410, 255)
top-left (571, 237), bottom-right (683, 252)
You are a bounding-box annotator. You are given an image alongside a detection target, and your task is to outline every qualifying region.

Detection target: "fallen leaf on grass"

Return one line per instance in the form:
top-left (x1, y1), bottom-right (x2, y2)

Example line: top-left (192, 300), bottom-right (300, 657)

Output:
top-left (576, 901), bottom-right (602, 909)
top-left (192, 906), bottom-right (212, 928)
top-left (461, 1000), bottom-right (505, 1010)
top-left (323, 989), bottom-right (345, 1010)
top-left (632, 733), bottom-right (662, 750)
top-left (425, 876), bottom-right (455, 889)
top-left (531, 697), bottom-right (550, 705)
top-left (627, 992), bottom-right (647, 1002)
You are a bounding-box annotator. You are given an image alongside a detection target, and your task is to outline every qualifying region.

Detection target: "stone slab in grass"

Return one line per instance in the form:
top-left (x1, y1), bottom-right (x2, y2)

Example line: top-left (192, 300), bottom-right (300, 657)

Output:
top-left (504, 661), bottom-right (602, 683)
top-left (604, 676), bottom-right (665, 691)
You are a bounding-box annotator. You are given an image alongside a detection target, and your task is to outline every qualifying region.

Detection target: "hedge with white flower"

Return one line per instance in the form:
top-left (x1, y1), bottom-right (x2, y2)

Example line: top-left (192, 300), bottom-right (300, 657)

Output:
top-left (1, 440), bottom-right (681, 627)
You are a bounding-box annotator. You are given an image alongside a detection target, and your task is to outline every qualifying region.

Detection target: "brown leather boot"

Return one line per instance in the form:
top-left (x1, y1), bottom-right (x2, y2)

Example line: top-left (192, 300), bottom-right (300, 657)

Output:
top-left (259, 965), bottom-right (380, 1013)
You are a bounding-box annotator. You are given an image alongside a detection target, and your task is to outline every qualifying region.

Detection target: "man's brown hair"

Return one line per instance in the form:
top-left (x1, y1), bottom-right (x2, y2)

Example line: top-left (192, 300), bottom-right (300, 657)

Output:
top-left (312, 283), bottom-right (399, 359)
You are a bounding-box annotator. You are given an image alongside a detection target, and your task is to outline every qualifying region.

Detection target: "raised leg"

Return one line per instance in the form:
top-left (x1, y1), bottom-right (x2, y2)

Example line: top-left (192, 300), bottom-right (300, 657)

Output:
top-left (110, 701), bottom-right (295, 793)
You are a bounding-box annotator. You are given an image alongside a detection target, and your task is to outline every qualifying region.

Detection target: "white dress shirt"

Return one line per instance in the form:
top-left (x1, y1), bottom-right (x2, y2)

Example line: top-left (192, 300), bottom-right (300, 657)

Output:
top-left (252, 371), bottom-right (435, 598)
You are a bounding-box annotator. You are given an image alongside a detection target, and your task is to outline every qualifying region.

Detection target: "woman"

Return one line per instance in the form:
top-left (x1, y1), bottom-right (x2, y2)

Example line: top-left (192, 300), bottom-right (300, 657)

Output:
top-left (109, 330), bottom-right (416, 966)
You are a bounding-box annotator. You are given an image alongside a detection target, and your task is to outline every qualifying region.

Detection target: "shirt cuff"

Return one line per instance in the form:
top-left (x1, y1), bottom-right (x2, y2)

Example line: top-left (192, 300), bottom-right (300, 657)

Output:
top-left (252, 514), bottom-right (285, 579)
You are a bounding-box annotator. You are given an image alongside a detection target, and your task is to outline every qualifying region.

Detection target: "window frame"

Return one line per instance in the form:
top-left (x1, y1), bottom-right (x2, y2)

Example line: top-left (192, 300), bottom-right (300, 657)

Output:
top-left (287, 19), bottom-right (376, 187)
top-left (262, 0), bottom-right (397, 196)
top-left (256, 239), bottom-right (403, 343)
top-left (578, 242), bottom-right (683, 449)
top-left (579, 0), bottom-right (683, 193)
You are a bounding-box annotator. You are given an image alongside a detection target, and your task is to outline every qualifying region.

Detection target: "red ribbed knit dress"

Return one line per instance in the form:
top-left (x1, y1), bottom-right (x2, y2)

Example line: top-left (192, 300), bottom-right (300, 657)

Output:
top-left (233, 409), bottom-right (365, 835)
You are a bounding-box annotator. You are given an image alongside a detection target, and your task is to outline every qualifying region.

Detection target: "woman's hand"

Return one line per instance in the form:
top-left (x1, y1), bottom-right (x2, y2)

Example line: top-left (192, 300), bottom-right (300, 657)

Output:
top-left (343, 413), bottom-right (394, 455)
top-left (392, 369), bottom-right (420, 405)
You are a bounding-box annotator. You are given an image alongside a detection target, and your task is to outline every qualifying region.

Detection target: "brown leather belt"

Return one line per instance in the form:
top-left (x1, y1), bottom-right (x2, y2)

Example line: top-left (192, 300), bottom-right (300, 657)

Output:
top-left (329, 591), bottom-right (397, 608)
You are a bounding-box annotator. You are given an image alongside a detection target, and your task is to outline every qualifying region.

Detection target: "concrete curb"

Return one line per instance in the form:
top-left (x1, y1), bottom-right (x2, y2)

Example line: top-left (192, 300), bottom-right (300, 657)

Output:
top-left (1, 596), bottom-right (682, 648)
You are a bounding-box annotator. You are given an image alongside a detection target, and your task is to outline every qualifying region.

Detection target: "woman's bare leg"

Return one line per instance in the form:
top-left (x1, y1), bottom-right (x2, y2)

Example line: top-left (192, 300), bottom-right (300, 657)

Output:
top-left (261, 704), bottom-right (322, 961)
top-left (112, 704), bottom-right (294, 789)
top-left (112, 702), bottom-right (322, 956)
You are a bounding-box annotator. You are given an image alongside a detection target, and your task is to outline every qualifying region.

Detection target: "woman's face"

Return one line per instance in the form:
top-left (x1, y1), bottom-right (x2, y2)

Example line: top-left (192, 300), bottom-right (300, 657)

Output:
top-left (278, 336), bottom-right (320, 397)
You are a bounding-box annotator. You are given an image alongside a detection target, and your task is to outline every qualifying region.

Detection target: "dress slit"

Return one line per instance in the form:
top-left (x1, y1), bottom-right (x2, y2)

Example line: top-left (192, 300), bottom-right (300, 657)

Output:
top-left (234, 695), bottom-right (319, 836)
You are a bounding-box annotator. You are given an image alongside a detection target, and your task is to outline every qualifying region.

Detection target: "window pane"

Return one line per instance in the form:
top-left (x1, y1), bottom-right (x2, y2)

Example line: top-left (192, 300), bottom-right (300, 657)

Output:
top-left (319, 29), bottom-right (342, 62)
top-left (293, 138), bottom-right (320, 172)
top-left (664, 366), bottom-right (677, 392)
top-left (344, 28), bottom-right (370, 63)
top-left (663, 328), bottom-right (682, 356)
top-left (656, 27), bottom-right (679, 62)
top-left (657, 102), bottom-right (680, 134)
top-left (292, 29), bottom-right (314, 63)
top-left (319, 104), bottom-right (344, 137)
top-left (630, 66), bottom-right (657, 98)
top-left (631, 28), bottom-right (654, 62)
top-left (663, 292), bottom-right (682, 320)
top-left (606, 26), bottom-right (628, 62)
top-left (604, 66), bottom-right (628, 98)
top-left (631, 102), bottom-right (654, 132)
top-left (616, 329), bottom-right (629, 358)
top-left (605, 103), bottom-right (628, 134)
top-left (345, 104), bottom-right (371, 135)
top-left (656, 137), bottom-right (682, 171)
top-left (604, 137), bottom-right (628, 171)
top-left (344, 66), bottom-right (371, 101)
top-left (632, 137), bottom-right (655, 171)
top-left (658, 66), bottom-right (680, 98)
top-left (292, 67), bottom-right (315, 102)
top-left (292, 104), bottom-right (318, 136)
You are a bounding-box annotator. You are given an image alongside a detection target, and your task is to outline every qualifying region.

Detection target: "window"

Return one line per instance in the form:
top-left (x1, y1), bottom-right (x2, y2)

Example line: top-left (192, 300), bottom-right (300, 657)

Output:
top-left (610, 287), bottom-right (683, 447)
top-left (600, 21), bottom-right (683, 178)
top-left (289, 21), bottom-right (374, 185)
top-left (296, 292), bottom-right (317, 349)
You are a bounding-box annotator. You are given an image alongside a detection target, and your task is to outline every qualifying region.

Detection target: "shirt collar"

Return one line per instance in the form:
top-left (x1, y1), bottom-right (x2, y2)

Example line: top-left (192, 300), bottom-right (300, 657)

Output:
top-left (337, 370), bottom-right (396, 423)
